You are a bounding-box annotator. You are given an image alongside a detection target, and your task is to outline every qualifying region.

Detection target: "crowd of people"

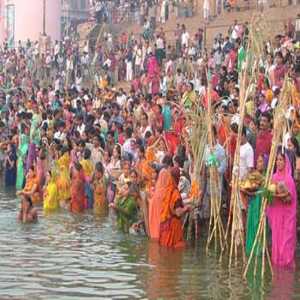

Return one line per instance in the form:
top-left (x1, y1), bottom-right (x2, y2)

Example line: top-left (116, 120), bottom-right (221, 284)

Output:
top-left (90, 0), bottom-right (195, 26)
top-left (0, 6), bottom-right (300, 270)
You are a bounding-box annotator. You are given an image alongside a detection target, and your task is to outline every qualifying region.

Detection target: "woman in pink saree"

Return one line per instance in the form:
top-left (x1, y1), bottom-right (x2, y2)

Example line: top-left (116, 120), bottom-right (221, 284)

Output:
top-left (267, 150), bottom-right (297, 268)
top-left (147, 53), bottom-right (160, 96)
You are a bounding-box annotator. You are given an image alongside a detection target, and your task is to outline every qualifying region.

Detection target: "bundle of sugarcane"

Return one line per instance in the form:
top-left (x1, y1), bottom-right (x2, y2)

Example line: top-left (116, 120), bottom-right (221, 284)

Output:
top-left (205, 70), bottom-right (226, 252)
top-left (183, 106), bottom-right (207, 241)
top-left (186, 106), bottom-right (208, 181)
top-left (225, 15), bottom-right (267, 266)
top-left (243, 77), bottom-right (292, 279)
top-left (225, 66), bottom-right (256, 266)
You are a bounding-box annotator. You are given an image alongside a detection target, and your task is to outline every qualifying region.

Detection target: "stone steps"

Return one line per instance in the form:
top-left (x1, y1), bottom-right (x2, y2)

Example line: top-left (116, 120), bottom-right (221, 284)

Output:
top-left (126, 4), bottom-right (299, 47)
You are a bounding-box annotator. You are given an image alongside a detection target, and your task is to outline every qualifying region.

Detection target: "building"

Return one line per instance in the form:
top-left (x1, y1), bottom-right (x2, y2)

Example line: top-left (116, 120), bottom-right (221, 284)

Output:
top-left (0, 0), bottom-right (91, 47)
top-left (61, 0), bottom-right (91, 24)
top-left (0, 0), bottom-right (61, 46)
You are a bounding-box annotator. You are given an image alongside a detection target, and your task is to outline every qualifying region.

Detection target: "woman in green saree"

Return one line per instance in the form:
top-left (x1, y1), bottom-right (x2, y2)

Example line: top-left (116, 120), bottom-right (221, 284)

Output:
top-left (110, 182), bottom-right (138, 233)
top-left (242, 154), bottom-right (267, 257)
top-left (16, 124), bottom-right (29, 190)
top-left (181, 82), bottom-right (196, 110)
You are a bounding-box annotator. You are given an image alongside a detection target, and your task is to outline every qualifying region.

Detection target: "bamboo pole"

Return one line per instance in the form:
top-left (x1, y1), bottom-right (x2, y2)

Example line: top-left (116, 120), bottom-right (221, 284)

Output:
top-left (184, 106), bottom-right (208, 242)
top-left (205, 68), bottom-right (225, 252)
top-left (227, 52), bottom-right (252, 267)
top-left (224, 14), bottom-right (273, 268)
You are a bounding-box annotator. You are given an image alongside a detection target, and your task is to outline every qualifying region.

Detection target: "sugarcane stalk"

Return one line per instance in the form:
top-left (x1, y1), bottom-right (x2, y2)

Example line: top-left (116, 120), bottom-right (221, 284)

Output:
top-left (206, 68), bottom-right (225, 253)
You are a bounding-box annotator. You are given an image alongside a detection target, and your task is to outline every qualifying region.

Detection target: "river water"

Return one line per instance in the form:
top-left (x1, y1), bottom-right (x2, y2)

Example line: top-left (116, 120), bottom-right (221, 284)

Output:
top-left (1, 187), bottom-right (300, 300)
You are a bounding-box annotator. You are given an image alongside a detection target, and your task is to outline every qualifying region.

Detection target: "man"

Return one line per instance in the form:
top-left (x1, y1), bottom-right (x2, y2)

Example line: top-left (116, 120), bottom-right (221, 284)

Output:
top-left (230, 20), bottom-right (241, 42)
top-left (54, 121), bottom-right (67, 142)
top-left (255, 112), bottom-right (273, 161)
top-left (174, 24), bottom-right (182, 58)
top-left (236, 127), bottom-right (254, 227)
top-left (181, 26), bottom-right (190, 49)
top-left (201, 127), bottom-right (227, 220)
top-left (238, 127), bottom-right (254, 180)
top-left (116, 88), bottom-right (127, 107)
top-left (90, 135), bottom-right (104, 166)
top-left (122, 127), bottom-right (136, 161)
top-left (296, 14), bottom-right (300, 41)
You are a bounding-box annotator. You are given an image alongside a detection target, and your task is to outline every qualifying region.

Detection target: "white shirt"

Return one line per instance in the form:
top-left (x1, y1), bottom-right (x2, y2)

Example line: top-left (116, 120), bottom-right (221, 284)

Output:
top-left (103, 58), bottom-right (111, 68)
top-left (76, 123), bottom-right (86, 136)
top-left (231, 25), bottom-right (240, 40)
top-left (117, 94), bottom-right (126, 107)
top-left (181, 32), bottom-right (190, 47)
top-left (84, 44), bottom-right (89, 54)
top-left (54, 131), bottom-right (66, 141)
top-left (54, 44), bottom-right (60, 55)
top-left (122, 138), bottom-right (134, 155)
top-left (81, 54), bottom-right (89, 65)
top-left (156, 37), bottom-right (164, 49)
top-left (55, 78), bottom-right (60, 91)
top-left (135, 48), bottom-right (142, 66)
top-left (165, 59), bottom-right (173, 74)
top-left (91, 146), bottom-right (103, 166)
top-left (140, 125), bottom-right (152, 139)
top-left (239, 142), bottom-right (254, 179)
top-left (46, 55), bottom-right (52, 65)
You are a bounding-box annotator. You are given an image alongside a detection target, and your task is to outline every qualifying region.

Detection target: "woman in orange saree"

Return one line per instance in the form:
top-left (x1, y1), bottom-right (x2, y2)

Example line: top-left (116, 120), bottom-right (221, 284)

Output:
top-left (70, 162), bottom-right (86, 213)
top-left (159, 167), bottom-right (189, 248)
top-left (56, 148), bottom-right (71, 206)
top-left (148, 155), bottom-right (173, 240)
top-left (93, 162), bottom-right (107, 215)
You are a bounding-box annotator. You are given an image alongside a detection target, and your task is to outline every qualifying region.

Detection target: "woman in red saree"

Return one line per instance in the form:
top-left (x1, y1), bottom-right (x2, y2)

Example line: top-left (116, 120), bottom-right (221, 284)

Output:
top-left (147, 53), bottom-right (160, 96)
top-left (70, 162), bottom-right (87, 213)
top-left (159, 167), bottom-right (189, 248)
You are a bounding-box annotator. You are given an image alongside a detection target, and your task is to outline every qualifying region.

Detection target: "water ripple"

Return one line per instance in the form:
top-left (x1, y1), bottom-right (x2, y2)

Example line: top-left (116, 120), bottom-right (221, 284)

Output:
top-left (0, 190), bottom-right (300, 299)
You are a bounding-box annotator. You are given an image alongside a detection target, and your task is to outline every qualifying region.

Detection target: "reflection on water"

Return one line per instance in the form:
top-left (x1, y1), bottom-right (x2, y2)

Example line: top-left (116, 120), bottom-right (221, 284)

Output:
top-left (0, 187), bottom-right (300, 300)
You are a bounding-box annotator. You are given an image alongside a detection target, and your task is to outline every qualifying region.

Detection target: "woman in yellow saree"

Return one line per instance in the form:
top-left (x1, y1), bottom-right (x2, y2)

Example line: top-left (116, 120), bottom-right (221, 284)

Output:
top-left (56, 148), bottom-right (71, 206)
top-left (43, 170), bottom-right (60, 213)
top-left (80, 148), bottom-right (94, 209)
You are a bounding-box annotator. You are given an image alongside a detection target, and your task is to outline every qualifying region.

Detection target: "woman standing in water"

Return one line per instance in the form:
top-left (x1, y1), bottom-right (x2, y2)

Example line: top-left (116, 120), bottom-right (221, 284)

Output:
top-left (43, 170), bottom-right (60, 213)
top-left (18, 197), bottom-right (38, 223)
top-left (159, 167), bottom-right (190, 248)
top-left (110, 182), bottom-right (138, 233)
top-left (70, 162), bottom-right (86, 213)
top-left (16, 124), bottom-right (29, 190)
top-left (17, 166), bottom-right (38, 223)
top-left (93, 162), bottom-right (107, 215)
top-left (4, 143), bottom-right (17, 187)
top-left (149, 154), bottom-right (173, 240)
top-left (242, 154), bottom-right (267, 256)
top-left (267, 150), bottom-right (297, 268)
